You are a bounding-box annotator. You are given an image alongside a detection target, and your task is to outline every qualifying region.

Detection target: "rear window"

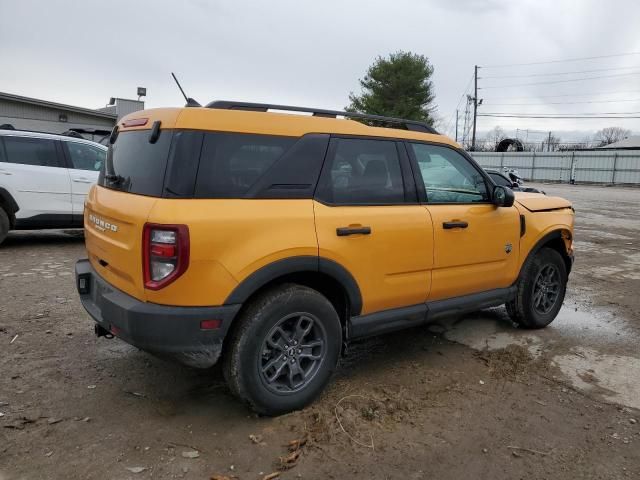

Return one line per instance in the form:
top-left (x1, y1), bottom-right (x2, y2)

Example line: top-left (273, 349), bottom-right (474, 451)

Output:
top-left (99, 130), bottom-right (296, 198)
top-left (194, 133), bottom-right (296, 198)
top-left (99, 130), bottom-right (173, 196)
top-left (3, 136), bottom-right (61, 167)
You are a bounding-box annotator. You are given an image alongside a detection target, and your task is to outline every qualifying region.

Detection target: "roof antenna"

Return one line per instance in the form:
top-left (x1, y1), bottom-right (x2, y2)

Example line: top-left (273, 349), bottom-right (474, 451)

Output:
top-left (171, 73), bottom-right (201, 107)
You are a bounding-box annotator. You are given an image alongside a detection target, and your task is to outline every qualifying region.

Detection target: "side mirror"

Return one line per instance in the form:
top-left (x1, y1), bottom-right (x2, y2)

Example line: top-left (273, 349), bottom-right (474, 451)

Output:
top-left (493, 185), bottom-right (515, 207)
top-left (511, 182), bottom-right (519, 189)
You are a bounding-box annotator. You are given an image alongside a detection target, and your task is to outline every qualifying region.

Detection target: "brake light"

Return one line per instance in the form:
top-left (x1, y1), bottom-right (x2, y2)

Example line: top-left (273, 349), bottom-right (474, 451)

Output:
top-left (122, 118), bottom-right (148, 127)
top-left (143, 224), bottom-right (189, 290)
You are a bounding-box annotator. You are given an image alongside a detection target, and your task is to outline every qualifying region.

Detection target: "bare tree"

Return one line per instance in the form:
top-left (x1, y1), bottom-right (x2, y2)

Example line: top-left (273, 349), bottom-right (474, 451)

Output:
top-left (483, 126), bottom-right (506, 151)
top-left (547, 133), bottom-right (562, 152)
top-left (594, 127), bottom-right (631, 146)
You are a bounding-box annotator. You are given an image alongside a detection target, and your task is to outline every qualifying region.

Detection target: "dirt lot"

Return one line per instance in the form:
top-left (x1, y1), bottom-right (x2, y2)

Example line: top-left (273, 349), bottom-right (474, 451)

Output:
top-left (1, 184), bottom-right (639, 480)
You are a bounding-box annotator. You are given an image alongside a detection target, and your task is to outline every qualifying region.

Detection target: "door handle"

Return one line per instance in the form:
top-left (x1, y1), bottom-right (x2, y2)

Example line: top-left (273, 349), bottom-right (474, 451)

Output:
top-left (73, 178), bottom-right (93, 183)
top-left (0, 169), bottom-right (12, 175)
top-left (443, 221), bottom-right (468, 229)
top-left (336, 226), bottom-right (372, 236)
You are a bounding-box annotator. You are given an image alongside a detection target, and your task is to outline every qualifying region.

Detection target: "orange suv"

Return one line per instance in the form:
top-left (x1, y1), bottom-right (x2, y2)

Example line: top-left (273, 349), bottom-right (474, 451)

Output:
top-left (75, 101), bottom-right (574, 415)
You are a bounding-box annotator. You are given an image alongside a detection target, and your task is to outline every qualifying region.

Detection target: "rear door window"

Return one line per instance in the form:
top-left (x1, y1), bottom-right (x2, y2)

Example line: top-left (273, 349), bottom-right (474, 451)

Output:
top-left (194, 133), bottom-right (296, 198)
top-left (3, 136), bottom-right (62, 167)
top-left (315, 138), bottom-right (406, 204)
top-left (99, 130), bottom-right (173, 196)
top-left (65, 142), bottom-right (106, 171)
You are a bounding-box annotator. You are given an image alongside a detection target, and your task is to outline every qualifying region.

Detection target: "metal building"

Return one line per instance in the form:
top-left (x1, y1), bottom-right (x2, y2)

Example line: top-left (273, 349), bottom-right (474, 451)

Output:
top-left (0, 92), bottom-right (144, 142)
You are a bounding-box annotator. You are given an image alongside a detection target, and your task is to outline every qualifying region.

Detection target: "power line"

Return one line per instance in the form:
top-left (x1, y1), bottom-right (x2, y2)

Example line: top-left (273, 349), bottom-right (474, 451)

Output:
top-left (482, 51), bottom-right (640, 69)
top-left (479, 114), bottom-right (640, 119)
top-left (482, 98), bottom-right (640, 106)
top-left (480, 65), bottom-right (640, 79)
top-left (480, 71), bottom-right (640, 89)
top-left (482, 110), bottom-right (640, 116)
top-left (481, 90), bottom-right (640, 100)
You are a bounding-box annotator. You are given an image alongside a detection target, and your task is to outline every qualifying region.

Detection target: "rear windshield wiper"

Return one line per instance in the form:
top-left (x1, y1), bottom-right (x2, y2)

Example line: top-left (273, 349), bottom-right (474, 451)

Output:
top-left (104, 173), bottom-right (125, 184)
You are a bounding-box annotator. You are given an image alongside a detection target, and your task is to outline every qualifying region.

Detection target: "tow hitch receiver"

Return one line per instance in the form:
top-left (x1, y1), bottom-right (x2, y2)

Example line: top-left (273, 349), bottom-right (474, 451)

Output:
top-left (94, 324), bottom-right (114, 339)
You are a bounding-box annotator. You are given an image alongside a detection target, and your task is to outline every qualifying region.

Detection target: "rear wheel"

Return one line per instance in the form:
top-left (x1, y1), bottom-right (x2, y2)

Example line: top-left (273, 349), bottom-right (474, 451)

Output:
top-left (0, 207), bottom-right (9, 245)
top-left (223, 284), bottom-right (342, 416)
top-left (506, 247), bottom-right (567, 329)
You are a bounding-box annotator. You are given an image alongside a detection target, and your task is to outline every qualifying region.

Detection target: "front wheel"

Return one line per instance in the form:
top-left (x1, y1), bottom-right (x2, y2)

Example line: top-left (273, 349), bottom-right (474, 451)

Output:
top-left (223, 284), bottom-right (342, 416)
top-left (506, 247), bottom-right (568, 329)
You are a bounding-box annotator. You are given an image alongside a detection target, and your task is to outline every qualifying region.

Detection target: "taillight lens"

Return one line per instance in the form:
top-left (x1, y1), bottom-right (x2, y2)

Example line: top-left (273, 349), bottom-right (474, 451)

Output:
top-left (143, 224), bottom-right (189, 290)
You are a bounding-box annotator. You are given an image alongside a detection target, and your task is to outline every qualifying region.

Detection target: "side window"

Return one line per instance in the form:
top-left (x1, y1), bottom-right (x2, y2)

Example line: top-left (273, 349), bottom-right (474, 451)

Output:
top-left (3, 136), bottom-right (60, 168)
top-left (66, 142), bottom-right (106, 171)
top-left (195, 132), bottom-right (296, 198)
top-left (488, 171), bottom-right (512, 187)
top-left (410, 143), bottom-right (489, 203)
top-left (316, 138), bottom-right (405, 204)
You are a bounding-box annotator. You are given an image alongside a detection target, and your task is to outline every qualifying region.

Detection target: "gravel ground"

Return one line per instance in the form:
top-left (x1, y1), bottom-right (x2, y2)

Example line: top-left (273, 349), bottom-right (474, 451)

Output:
top-left (1, 184), bottom-right (639, 480)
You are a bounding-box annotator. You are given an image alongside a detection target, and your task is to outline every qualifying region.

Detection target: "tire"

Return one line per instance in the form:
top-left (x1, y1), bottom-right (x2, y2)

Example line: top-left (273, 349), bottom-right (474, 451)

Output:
top-left (0, 207), bottom-right (9, 245)
top-left (506, 247), bottom-right (567, 329)
top-left (223, 284), bottom-right (342, 416)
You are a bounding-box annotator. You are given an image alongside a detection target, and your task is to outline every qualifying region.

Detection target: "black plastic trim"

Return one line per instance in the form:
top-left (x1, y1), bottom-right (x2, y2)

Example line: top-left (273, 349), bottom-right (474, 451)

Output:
top-left (350, 304), bottom-right (427, 338)
top-left (520, 214), bottom-right (526, 237)
top-left (14, 213), bottom-right (71, 229)
top-left (427, 287), bottom-right (516, 321)
top-left (349, 287), bottom-right (516, 339)
top-left (517, 229), bottom-right (572, 278)
top-left (75, 259), bottom-right (241, 368)
top-left (223, 256), bottom-right (363, 316)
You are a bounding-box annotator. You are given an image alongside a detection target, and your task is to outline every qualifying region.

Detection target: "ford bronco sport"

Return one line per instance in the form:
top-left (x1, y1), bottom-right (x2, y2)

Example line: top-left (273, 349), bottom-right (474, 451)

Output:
top-left (75, 101), bottom-right (574, 415)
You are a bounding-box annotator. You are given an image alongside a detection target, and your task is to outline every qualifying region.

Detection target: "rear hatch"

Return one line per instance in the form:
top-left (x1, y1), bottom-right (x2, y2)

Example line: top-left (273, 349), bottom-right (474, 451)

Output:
top-left (85, 113), bottom-right (178, 300)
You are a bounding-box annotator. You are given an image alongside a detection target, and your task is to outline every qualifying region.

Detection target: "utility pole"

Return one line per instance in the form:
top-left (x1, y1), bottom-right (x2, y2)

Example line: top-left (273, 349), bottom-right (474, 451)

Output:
top-left (548, 131), bottom-right (552, 152)
top-left (455, 109), bottom-right (459, 142)
top-left (471, 65), bottom-right (478, 151)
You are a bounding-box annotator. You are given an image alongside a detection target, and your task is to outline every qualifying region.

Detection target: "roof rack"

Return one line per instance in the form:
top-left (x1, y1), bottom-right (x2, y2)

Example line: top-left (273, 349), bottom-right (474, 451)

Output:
top-left (206, 100), bottom-right (438, 134)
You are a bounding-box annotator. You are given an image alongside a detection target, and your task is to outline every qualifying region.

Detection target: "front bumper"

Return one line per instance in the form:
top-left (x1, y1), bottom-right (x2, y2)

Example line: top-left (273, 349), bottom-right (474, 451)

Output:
top-left (75, 259), bottom-right (241, 368)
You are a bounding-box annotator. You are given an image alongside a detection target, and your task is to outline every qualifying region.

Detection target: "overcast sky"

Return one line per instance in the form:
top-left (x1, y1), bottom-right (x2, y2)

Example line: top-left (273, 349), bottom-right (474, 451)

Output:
top-left (1, 0), bottom-right (639, 144)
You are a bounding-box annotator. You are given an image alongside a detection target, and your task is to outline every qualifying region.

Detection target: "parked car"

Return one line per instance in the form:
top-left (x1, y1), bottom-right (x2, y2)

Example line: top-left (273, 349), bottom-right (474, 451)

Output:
top-left (0, 130), bottom-right (106, 244)
top-left (75, 102), bottom-right (574, 415)
top-left (485, 168), bottom-right (546, 194)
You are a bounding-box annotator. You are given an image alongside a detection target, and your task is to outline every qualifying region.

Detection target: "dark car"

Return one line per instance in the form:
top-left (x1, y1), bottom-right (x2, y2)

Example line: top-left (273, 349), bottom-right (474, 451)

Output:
top-left (485, 169), bottom-right (545, 194)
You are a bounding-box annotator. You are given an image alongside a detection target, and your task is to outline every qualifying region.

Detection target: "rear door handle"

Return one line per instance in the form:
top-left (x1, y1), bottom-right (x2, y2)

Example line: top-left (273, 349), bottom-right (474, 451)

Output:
top-left (443, 221), bottom-right (468, 229)
top-left (73, 177), bottom-right (93, 183)
top-left (0, 169), bottom-right (12, 175)
top-left (336, 226), bottom-right (372, 236)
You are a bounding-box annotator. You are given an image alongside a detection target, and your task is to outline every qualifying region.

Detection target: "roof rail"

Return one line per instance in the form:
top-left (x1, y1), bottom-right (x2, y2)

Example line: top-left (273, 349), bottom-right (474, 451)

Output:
top-left (206, 100), bottom-right (438, 134)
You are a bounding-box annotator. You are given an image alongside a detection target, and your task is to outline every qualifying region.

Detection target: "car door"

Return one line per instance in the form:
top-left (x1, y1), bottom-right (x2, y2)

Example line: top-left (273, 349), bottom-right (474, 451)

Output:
top-left (406, 142), bottom-right (520, 301)
top-left (313, 136), bottom-right (434, 316)
top-left (62, 141), bottom-right (106, 225)
top-left (1, 135), bottom-right (72, 225)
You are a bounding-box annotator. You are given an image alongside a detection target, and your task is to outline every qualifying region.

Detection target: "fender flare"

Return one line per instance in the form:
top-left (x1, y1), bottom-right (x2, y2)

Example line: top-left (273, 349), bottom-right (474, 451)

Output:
top-left (223, 256), bottom-right (363, 316)
top-left (0, 187), bottom-right (19, 214)
top-left (517, 229), bottom-right (572, 282)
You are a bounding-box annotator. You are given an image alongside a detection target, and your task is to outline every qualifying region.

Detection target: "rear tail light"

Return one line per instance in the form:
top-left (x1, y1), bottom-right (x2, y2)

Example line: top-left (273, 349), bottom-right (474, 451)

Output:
top-left (143, 224), bottom-right (189, 290)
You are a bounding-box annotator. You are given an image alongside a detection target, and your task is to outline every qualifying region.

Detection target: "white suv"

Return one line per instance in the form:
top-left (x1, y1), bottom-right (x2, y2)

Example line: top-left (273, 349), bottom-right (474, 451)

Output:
top-left (0, 129), bottom-right (107, 244)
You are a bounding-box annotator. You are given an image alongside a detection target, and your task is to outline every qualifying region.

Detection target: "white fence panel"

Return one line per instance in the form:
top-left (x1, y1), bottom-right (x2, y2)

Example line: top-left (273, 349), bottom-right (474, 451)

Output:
top-left (472, 150), bottom-right (640, 186)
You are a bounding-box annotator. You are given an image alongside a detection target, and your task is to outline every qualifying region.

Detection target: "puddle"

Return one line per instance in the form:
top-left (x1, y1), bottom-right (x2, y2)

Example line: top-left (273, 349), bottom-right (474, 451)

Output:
top-left (439, 305), bottom-right (640, 410)
top-left (553, 348), bottom-right (640, 410)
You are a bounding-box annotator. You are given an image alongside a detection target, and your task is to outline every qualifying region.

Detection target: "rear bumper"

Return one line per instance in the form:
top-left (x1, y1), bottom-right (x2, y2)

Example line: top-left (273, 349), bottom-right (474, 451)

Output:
top-left (75, 259), bottom-right (241, 368)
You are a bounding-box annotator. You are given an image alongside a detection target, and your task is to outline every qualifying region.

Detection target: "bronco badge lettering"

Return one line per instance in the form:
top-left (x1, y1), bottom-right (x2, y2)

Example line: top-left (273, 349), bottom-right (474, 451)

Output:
top-left (88, 214), bottom-right (118, 232)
